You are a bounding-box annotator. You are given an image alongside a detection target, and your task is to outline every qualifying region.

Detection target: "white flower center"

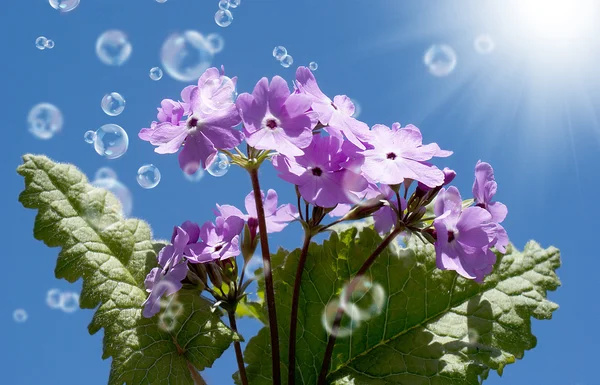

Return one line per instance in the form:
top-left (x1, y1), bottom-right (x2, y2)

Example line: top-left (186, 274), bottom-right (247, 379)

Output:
top-left (186, 114), bottom-right (204, 135)
top-left (262, 115), bottom-right (281, 132)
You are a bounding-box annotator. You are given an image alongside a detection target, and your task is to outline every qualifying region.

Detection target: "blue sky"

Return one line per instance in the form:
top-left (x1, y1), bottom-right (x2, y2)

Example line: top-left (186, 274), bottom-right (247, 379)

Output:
top-left (2, 0), bottom-right (599, 384)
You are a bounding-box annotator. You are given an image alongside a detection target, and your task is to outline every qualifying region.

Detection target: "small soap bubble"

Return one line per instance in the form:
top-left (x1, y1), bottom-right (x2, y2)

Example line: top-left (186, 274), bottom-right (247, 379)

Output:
top-left (244, 254), bottom-right (265, 281)
top-left (206, 33), bottom-right (225, 54)
top-left (280, 55), bottom-right (293, 68)
top-left (340, 276), bottom-right (385, 322)
top-left (474, 34), bottom-right (495, 54)
top-left (46, 288), bottom-right (62, 309)
top-left (156, 0), bottom-right (167, 3)
top-left (149, 66), bottom-right (163, 81)
top-left (322, 300), bottom-right (360, 338)
top-left (218, 0), bottom-right (229, 10)
top-left (158, 312), bottom-right (177, 331)
top-left (96, 30), bottom-right (132, 66)
top-left (272, 46), bottom-right (287, 60)
top-left (101, 92), bottom-right (126, 116)
top-left (13, 309), bottom-right (28, 323)
top-left (49, 0), bottom-right (79, 12)
top-left (350, 98), bottom-right (361, 119)
top-left (92, 177), bottom-right (133, 217)
top-left (35, 36), bottom-right (47, 50)
top-left (137, 164), bottom-right (161, 189)
top-left (95, 167), bottom-right (117, 181)
top-left (59, 291), bottom-right (79, 313)
top-left (84, 130), bottom-right (96, 144)
top-left (228, 0), bottom-right (241, 8)
top-left (207, 153), bottom-right (230, 177)
top-left (93, 124), bottom-right (129, 159)
top-left (424, 44), bottom-right (457, 77)
top-left (215, 9), bottom-right (233, 27)
top-left (28, 103), bottom-right (63, 140)
top-left (161, 30), bottom-right (214, 82)
top-left (183, 163), bottom-right (205, 182)
top-left (45, 39), bottom-right (55, 49)
top-left (309, 61), bottom-right (318, 71)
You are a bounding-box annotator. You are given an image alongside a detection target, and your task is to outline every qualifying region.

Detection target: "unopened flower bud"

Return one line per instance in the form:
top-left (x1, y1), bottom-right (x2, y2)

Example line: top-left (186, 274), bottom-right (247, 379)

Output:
top-left (341, 197), bottom-right (386, 221)
top-left (219, 258), bottom-right (237, 285)
top-left (241, 222), bottom-right (259, 264)
top-left (206, 263), bottom-right (223, 288)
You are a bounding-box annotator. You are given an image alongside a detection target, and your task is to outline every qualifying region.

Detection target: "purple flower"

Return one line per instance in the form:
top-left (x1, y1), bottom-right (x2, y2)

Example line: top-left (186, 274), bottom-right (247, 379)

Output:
top-left (372, 185), bottom-right (406, 234)
top-left (417, 167), bottom-right (456, 192)
top-left (186, 216), bottom-right (245, 263)
top-left (295, 66), bottom-right (370, 149)
top-left (360, 123), bottom-right (452, 188)
top-left (472, 161), bottom-right (508, 252)
top-left (236, 76), bottom-right (317, 157)
top-left (433, 187), bottom-right (497, 282)
top-left (216, 189), bottom-right (298, 233)
top-left (139, 67), bottom-right (243, 174)
top-left (142, 225), bottom-right (192, 318)
top-left (272, 135), bottom-right (368, 208)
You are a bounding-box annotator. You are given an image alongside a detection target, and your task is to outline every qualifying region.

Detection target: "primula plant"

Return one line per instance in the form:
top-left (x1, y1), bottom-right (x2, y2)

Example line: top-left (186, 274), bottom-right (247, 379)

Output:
top-left (17, 66), bottom-right (561, 385)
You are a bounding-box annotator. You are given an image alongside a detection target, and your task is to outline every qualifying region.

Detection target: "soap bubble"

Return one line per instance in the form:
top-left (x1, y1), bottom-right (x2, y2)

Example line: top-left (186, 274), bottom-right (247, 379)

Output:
top-left (199, 75), bottom-right (236, 114)
top-left (322, 299), bottom-right (360, 338)
top-left (206, 33), bottom-right (225, 54)
top-left (215, 9), bottom-right (233, 27)
top-left (474, 34), bottom-right (495, 54)
top-left (228, 0), bottom-right (241, 8)
top-left (91, 177), bottom-right (133, 217)
top-left (207, 153), bottom-right (230, 177)
top-left (101, 92), bottom-right (126, 116)
top-left (309, 61), bottom-right (318, 71)
top-left (149, 66), bottom-right (163, 81)
top-left (49, 0), bottom-right (79, 12)
top-left (161, 30), bottom-right (214, 82)
top-left (137, 164), bottom-right (161, 189)
top-left (340, 276), bottom-right (385, 321)
top-left (218, 0), bottom-right (229, 10)
top-left (96, 30), bottom-right (132, 66)
top-left (59, 291), bottom-right (79, 313)
top-left (45, 39), bottom-right (55, 49)
top-left (95, 167), bottom-right (117, 181)
top-left (84, 130), bottom-right (96, 144)
top-left (28, 103), bottom-right (63, 140)
top-left (46, 288), bottom-right (62, 309)
top-left (272, 46), bottom-right (287, 61)
top-left (156, 0), bottom-right (167, 3)
top-left (424, 44), bottom-right (457, 77)
top-left (183, 162), bottom-right (205, 182)
top-left (280, 55), bottom-right (293, 68)
top-left (93, 124), bottom-right (129, 159)
top-left (13, 309), bottom-right (28, 323)
top-left (243, 254), bottom-right (265, 281)
top-left (351, 98), bottom-right (361, 119)
top-left (35, 36), bottom-right (47, 50)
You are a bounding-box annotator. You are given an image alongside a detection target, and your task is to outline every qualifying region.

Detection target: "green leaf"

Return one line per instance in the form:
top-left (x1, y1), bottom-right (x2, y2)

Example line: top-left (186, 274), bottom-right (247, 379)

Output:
top-left (241, 226), bottom-right (560, 384)
top-left (17, 155), bottom-right (236, 385)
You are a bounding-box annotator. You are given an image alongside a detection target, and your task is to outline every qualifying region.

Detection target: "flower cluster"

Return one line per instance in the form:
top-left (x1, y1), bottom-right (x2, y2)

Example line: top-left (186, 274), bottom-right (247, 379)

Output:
top-left (140, 65), bottom-right (510, 317)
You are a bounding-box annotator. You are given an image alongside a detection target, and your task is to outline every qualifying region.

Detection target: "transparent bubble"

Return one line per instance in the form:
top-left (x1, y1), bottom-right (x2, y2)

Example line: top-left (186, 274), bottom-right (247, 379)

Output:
top-left (218, 0), bottom-right (229, 10)
top-left (93, 124), bottom-right (129, 159)
top-left (272, 46), bottom-right (287, 61)
top-left (158, 312), bottom-right (177, 331)
top-left (228, 0), bottom-right (241, 8)
top-left (59, 291), bottom-right (79, 313)
top-left (95, 167), bottom-right (117, 181)
top-left (96, 30), bottom-right (132, 66)
top-left (280, 55), bottom-right (293, 68)
top-left (215, 9), bottom-right (233, 27)
top-left (340, 276), bottom-right (385, 322)
top-left (46, 288), bottom-right (62, 309)
top-left (351, 98), bottom-right (361, 119)
top-left (322, 299), bottom-right (360, 338)
top-left (137, 164), bottom-right (161, 189)
top-left (161, 30), bottom-right (214, 82)
top-left (183, 163), bottom-right (205, 182)
top-left (45, 39), bottom-right (55, 49)
top-left (424, 44), bottom-right (457, 77)
top-left (206, 33), bottom-right (225, 54)
top-left (207, 153), bottom-right (230, 177)
top-left (244, 254), bottom-right (265, 281)
top-left (27, 103), bottom-right (63, 140)
top-left (101, 92), bottom-right (126, 116)
top-left (199, 75), bottom-right (236, 114)
top-left (156, 0), bottom-right (167, 2)
top-left (309, 61), bottom-right (318, 71)
top-left (35, 36), bottom-right (47, 50)
top-left (474, 34), bottom-right (495, 55)
top-left (13, 309), bottom-right (28, 323)
top-left (91, 177), bottom-right (133, 217)
top-left (84, 130), bottom-right (96, 144)
top-left (49, 0), bottom-right (79, 12)
top-left (149, 66), bottom-right (163, 81)
top-left (341, 171), bottom-right (372, 206)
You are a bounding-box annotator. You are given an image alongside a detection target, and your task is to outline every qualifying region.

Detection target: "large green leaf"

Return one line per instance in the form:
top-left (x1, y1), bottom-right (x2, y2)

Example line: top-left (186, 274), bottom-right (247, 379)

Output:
top-left (18, 155), bottom-right (236, 385)
top-left (241, 226), bottom-right (561, 384)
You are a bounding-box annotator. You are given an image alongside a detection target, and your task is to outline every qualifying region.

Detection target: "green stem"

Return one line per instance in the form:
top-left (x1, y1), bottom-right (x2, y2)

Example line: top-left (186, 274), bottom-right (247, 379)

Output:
top-left (228, 310), bottom-right (249, 385)
top-left (287, 231), bottom-right (313, 385)
top-left (317, 227), bottom-right (403, 385)
top-left (248, 168), bottom-right (282, 385)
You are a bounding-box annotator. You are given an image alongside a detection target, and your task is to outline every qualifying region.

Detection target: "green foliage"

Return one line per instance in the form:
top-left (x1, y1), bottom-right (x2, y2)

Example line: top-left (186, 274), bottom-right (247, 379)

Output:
top-left (17, 155), bottom-right (236, 385)
top-left (241, 226), bottom-right (561, 384)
